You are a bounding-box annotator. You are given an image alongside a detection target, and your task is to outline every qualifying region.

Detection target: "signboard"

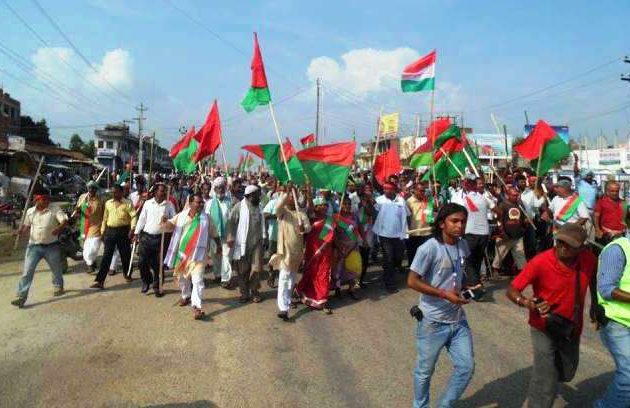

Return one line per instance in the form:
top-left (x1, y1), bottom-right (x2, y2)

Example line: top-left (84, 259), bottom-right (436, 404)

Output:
top-left (524, 124), bottom-right (569, 143)
top-left (599, 148), bottom-right (622, 165)
top-left (379, 112), bottom-right (399, 138)
top-left (468, 133), bottom-right (513, 159)
top-left (7, 135), bottom-right (25, 151)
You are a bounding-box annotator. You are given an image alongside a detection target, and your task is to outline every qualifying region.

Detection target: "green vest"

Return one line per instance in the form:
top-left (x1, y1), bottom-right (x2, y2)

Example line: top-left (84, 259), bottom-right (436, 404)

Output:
top-left (598, 237), bottom-right (630, 327)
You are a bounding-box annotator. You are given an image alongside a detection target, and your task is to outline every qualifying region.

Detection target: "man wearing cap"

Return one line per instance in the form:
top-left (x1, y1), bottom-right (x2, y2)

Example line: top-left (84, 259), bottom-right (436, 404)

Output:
top-left (573, 153), bottom-right (598, 214)
top-left (372, 181), bottom-right (409, 293)
top-left (204, 177), bottom-right (233, 289)
top-left (594, 231), bottom-right (630, 407)
top-left (227, 184), bottom-right (267, 303)
top-left (507, 223), bottom-right (597, 407)
top-left (11, 192), bottom-right (68, 308)
top-left (547, 178), bottom-right (590, 229)
top-left (134, 183), bottom-right (176, 296)
top-left (72, 181), bottom-right (105, 273)
top-left (90, 184), bottom-right (137, 289)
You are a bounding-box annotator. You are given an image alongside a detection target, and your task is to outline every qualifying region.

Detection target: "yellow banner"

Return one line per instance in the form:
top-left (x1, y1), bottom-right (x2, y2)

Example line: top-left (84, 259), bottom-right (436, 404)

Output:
top-left (379, 112), bottom-right (399, 137)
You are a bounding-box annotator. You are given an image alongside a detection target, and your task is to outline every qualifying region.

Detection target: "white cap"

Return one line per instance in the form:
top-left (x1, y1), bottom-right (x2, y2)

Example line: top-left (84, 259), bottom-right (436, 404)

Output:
top-left (244, 185), bottom-right (259, 195)
top-left (213, 177), bottom-right (225, 187)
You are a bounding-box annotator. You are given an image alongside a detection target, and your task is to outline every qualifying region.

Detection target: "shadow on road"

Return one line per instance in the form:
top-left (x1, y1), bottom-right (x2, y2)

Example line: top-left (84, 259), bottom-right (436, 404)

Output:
top-left (145, 401), bottom-right (217, 408)
top-left (455, 367), bottom-right (613, 407)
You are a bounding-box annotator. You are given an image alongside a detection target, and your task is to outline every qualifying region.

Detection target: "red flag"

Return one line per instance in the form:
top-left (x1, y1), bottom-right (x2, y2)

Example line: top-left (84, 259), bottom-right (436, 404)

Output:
top-left (374, 148), bottom-right (402, 185)
top-left (169, 126), bottom-right (196, 158)
top-left (251, 32), bottom-right (268, 89)
top-left (514, 119), bottom-right (557, 160)
top-left (283, 138), bottom-right (297, 159)
top-left (434, 138), bottom-right (466, 161)
top-left (426, 117), bottom-right (452, 145)
top-left (193, 100), bottom-right (222, 162)
top-left (300, 133), bottom-right (315, 147)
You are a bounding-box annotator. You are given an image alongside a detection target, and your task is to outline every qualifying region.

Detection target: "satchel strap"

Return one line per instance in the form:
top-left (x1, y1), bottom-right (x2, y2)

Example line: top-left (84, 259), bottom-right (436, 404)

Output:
top-left (572, 262), bottom-right (581, 325)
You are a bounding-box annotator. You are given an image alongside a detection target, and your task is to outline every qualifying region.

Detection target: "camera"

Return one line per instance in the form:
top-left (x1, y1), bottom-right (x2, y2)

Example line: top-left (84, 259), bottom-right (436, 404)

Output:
top-left (409, 305), bottom-right (423, 321)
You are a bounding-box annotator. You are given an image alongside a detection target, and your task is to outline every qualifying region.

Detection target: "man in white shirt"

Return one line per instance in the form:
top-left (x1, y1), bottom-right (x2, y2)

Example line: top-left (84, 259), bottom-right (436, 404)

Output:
top-left (372, 182), bottom-right (410, 293)
top-left (11, 192), bottom-right (68, 308)
top-left (204, 177), bottom-right (233, 289)
top-left (517, 175), bottom-right (545, 259)
top-left (452, 178), bottom-right (495, 288)
top-left (547, 178), bottom-right (590, 228)
top-left (134, 183), bottom-right (176, 296)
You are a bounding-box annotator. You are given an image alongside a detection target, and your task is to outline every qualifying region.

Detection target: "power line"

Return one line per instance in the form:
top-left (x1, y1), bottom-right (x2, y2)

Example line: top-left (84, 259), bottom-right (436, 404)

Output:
top-left (30, 0), bottom-right (134, 104)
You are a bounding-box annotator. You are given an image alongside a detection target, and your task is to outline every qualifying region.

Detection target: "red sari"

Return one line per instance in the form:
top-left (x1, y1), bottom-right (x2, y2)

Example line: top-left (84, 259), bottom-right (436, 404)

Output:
top-left (296, 216), bottom-right (334, 309)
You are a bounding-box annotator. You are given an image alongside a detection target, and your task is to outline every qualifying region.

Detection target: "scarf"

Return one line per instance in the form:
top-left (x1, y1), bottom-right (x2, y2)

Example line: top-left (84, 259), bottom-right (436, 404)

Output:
top-left (164, 212), bottom-right (209, 273)
top-left (335, 214), bottom-right (358, 242)
top-left (556, 194), bottom-right (583, 222)
top-left (419, 197), bottom-right (434, 225)
top-left (79, 194), bottom-right (92, 241)
top-left (209, 197), bottom-right (229, 239)
top-left (464, 194), bottom-right (479, 212)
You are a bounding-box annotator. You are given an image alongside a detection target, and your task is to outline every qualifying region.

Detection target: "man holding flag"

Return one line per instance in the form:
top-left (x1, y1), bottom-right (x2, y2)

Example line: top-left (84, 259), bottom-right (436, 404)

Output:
top-left (72, 181), bottom-right (104, 274)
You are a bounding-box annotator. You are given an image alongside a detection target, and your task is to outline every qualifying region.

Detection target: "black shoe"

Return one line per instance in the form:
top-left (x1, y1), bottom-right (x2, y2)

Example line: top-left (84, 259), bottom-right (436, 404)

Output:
top-left (155, 291), bottom-right (164, 298)
top-left (11, 297), bottom-right (26, 308)
top-left (277, 311), bottom-right (290, 322)
top-left (141, 283), bottom-right (150, 293)
top-left (385, 286), bottom-right (399, 294)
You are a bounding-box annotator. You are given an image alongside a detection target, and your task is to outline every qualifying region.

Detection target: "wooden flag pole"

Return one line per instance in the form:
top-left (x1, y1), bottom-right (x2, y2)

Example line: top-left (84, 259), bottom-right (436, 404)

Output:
top-left (462, 146), bottom-right (480, 177)
top-left (268, 102), bottom-right (302, 224)
top-left (439, 147), bottom-right (465, 178)
top-left (429, 84), bottom-right (439, 196)
top-left (14, 156), bottom-right (45, 251)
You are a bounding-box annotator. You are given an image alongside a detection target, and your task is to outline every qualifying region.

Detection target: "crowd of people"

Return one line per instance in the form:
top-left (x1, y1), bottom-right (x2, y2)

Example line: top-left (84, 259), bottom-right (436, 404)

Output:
top-left (8, 153), bottom-right (630, 407)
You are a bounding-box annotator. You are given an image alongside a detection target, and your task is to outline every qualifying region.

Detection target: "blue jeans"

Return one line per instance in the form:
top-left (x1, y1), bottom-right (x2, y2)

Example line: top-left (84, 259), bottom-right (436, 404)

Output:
top-left (17, 243), bottom-right (64, 299)
top-left (595, 320), bottom-right (630, 408)
top-left (413, 319), bottom-right (474, 408)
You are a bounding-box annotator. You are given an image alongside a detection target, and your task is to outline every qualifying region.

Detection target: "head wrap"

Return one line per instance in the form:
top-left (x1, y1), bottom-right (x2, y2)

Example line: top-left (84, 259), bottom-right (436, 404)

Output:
top-left (313, 197), bottom-right (326, 206)
top-left (244, 185), bottom-right (259, 196)
top-left (383, 182), bottom-right (396, 191)
top-left (213, 177), bottom-right (225, 188)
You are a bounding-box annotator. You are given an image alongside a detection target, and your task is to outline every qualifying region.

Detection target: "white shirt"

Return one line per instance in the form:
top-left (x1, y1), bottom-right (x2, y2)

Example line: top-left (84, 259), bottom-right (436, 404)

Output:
top-left (134, 198), bottom-right (176, 235)
top-left (521, 188), bottom-right (545, 219)
top-left (549, 194), bottom-right (590, 225)
top-left (452, 191), bottom-right (494, 235)
top-left (24, 205), bottom-right (68, 245)
top-left (372, 195), bottom-right (410, 239)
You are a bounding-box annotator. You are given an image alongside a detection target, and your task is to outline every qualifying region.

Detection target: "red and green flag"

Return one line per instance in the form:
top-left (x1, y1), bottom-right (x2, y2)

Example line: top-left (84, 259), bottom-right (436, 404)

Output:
top-left (409, 140), bottom-right (433, 168)
top-left (300, 133), bottom-right (316, 148)
top-left (79, 199), bottom-right (92, 242)
top-left (171, 126), bottom-right (198, 174)
top-left (241, 33), bottom-right (271, 113)
top-left (319, 215), bottom-right (335, 243)
top-left (515, 119), bottom-right (571, 176)
top-left (335, 214), bottom-right (358, 242)
top-left (172, 214), bottom-right (202, 273)
top-left (296, 141), bottom-right (356, 193)
top-left (242, 140), bottom-right (306, 185)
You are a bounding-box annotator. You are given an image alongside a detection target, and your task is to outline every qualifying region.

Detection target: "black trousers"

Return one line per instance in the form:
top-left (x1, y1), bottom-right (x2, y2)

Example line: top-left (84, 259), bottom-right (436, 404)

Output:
top-left (138, 232), bottom-right (162, 288)
top-left (405, 235), bottom-right (431, 267)
top-left (96, 226), bottom-right (131, 283)
top-left (359, 246), bottom-right (370, 284)
top-left (523, 224), bottom-right (537, 260)
top-left (379, 236), bottom-right (404, 289)
top-left (463, 233), bottom-right (488, 287)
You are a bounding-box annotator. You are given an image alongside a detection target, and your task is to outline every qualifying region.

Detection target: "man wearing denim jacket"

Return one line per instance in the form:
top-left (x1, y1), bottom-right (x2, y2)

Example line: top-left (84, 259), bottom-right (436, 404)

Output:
top-left (407, 203), bottom-right (473, 408)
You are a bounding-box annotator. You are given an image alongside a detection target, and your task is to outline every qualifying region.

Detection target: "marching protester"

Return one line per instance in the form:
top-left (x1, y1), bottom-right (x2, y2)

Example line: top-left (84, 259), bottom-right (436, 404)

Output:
top-left (332, 195), bottom-right (363, 299)
top-left (227, 184), bottom-right (267, 303)
top-left (73, 181), bottom-right (104, 274)
top-left (134, 183), bottom-right (176, 296)
top-left (405, 182), bottom-right (434, 267)
top-left (593, 181), bottom-right (628, 248)
top-left (573, 153), bottom-right (598, 215)
top-left (407, 203), bottom-right (473, 408)
top-left (11, 191), bottom-right (68, 308)
top-left (163, 193), bottom-right (222, 320)
top-left (372, 181), bottom-right (409, 294)
top-left (91, 184), bottom-right (137, 289)
top-left (270, 187), bottom-right (310, 321)
top-left (595, 232), bottom-right (630, 407)
top-left (507, 223), bottom-right (596, 408)
top-left (204, 177), bottom-right (233, 289)
top-left (517, 174), bottom-right (545, 259)
top-left (547, 178), bottom-right (590, 228)
top-left (492, 186), bottom-right (528, 276)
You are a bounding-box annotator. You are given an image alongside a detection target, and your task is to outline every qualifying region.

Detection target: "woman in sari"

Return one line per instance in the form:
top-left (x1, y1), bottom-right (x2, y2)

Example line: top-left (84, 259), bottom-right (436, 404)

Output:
top-left (332, 196), bottom-right (364, 300)
top-left (296, 197), bottom-right (334, 313)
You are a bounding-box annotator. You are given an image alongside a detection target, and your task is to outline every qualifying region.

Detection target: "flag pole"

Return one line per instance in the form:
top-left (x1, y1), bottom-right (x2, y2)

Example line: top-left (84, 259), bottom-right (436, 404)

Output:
top-left (268, 102), bottom-right (302, 224)
top-left (429, 87), bottom-right (439, 196)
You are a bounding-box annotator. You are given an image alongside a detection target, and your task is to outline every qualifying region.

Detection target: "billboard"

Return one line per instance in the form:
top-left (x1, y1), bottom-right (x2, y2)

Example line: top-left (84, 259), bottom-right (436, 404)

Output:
top-left (468, 133), bottom-right (513, 159)
top-left (524, 124), bottom-right (569, 143)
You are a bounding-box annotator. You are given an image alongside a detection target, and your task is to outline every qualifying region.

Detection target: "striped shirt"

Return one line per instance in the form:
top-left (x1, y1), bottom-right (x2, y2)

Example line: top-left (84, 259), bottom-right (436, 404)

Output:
top-left (598, 243), bottom-right (625, 300)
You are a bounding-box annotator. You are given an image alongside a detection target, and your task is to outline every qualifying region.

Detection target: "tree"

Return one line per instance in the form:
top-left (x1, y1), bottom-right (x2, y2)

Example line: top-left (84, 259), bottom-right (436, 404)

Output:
top-left (19, 116), bottom-right (53, 145)
top-left (82, 140), bottom-right (96, 159)
top-left (69, 133), bottom-right (85, 152)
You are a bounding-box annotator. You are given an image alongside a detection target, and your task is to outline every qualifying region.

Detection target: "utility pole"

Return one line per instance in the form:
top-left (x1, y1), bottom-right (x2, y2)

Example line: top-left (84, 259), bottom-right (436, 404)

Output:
top-left (315, 78), bottom-right (321, 145)
top-left (622, 57), bottom-right (630, 151)
top-left (135, 103), bottom-right (147, 175)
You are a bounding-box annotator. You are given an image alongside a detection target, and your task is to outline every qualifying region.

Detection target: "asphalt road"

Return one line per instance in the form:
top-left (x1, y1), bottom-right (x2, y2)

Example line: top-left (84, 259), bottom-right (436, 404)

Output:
top-left (0, 243), bottom-right (615, 408)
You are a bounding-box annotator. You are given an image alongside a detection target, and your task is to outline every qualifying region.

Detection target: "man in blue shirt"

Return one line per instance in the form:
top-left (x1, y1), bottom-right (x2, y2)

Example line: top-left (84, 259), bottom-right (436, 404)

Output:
top-left (407, 203), bottom-right (473, 408)
top-left (573, 153), bottom-right (598, 213)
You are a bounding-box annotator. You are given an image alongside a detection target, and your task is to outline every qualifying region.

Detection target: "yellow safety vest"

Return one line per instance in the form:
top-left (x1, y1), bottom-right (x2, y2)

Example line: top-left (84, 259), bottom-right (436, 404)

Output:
top-left (598, 237), bottom-right (630, 328)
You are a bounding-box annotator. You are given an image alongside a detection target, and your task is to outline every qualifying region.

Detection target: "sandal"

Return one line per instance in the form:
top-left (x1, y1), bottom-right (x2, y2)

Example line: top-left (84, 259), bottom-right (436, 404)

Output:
top-left (251, 295), bottom-right (262, 303)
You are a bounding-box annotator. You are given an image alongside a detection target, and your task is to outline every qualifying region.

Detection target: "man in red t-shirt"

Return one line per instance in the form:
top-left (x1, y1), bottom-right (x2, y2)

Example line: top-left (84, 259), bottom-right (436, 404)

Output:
top-left (506, 223), bottom-right (597, 408)
top-left (594, 181), bottom-right (628, 247)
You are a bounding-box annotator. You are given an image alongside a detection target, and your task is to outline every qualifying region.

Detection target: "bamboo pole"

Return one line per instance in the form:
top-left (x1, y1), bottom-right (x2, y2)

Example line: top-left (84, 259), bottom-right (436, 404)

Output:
top-left (14, 156), bottom-right (45, 251)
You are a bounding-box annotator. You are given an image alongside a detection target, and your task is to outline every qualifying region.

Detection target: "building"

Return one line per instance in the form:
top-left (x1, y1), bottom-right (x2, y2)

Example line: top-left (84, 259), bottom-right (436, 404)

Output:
top-left (0, 89), bottom-right (21, 138)
top-left (94, 123), bottom-right (146, 171)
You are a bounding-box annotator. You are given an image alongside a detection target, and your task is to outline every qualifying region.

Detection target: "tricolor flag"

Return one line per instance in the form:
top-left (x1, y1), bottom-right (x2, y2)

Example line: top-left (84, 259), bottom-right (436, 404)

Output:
top-left (300, 133), bottom-right (316, 148)
top-left (401, 50), bottom-right (436, 93)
